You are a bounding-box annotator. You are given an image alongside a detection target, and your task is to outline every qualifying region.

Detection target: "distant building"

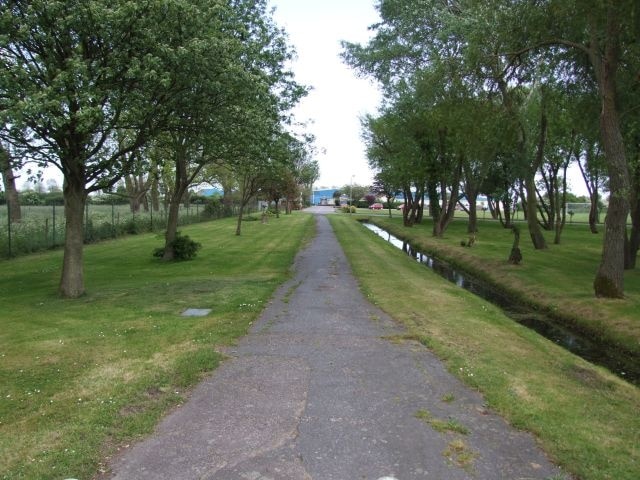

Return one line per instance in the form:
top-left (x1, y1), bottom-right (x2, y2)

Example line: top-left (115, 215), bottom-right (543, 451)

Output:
top-left (198, 187), bottom-right (224, 197)
top-left (310, 188), bottom-right (339, 206)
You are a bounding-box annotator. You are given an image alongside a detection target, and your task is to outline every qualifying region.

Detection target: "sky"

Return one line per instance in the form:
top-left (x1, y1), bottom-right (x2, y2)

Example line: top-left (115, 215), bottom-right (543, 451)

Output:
top-left (268, 1), bottom-right (591, 197)
top-left (268, 0), bottom-right (382, 190)
top-left (19, 0), bottom-right (381, 192)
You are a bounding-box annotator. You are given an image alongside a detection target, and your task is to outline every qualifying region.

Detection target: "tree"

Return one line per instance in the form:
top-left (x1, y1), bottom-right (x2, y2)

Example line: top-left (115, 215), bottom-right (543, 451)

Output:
top-left (0, 0), bottom-right (208, 296)
top-left (521, 86), bottom-right (549, 250)
top-left (480, 0), bottom-right (639, 295)
top-left (372, 171), bottom-right (402, 218)
top-left (155, 0), bottom-right (304, 251)
top-left (362, 108), bottom-right (427, 227)
top-left (625, 113), bottom-right (640, 269)
top-left (342, 183), bottom-right (369, 207)
top-left (343, 0), bottom-right (639, 297)
top-left (0, 144), bottom-right (21, 222)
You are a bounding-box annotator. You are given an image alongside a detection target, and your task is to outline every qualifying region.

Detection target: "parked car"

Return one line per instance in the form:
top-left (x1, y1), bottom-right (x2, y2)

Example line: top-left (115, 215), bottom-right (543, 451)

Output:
top-left (397, 203), bottom-right (406, 210)
top-left (369, 203), bottom-right (384, 210)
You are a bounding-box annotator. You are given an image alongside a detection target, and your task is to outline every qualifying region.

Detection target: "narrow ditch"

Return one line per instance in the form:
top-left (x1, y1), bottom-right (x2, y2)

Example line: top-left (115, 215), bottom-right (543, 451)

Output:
top-left (362, 222), bottom-right (639, 385)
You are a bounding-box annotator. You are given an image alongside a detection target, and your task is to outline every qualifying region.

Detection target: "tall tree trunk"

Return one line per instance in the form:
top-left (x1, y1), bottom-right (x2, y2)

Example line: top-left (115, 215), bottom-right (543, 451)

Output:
top-left (502, 197), bottom-right (512, 228)
top-left (433, 159), bottom-right (462, 237)
top-left (624, 165), bottom-right (639, 269)
top-left (554, 143), bottom-right (573, 244)
top-left (591, 10), bottom-right (629, 298)
top-left (236, 205), bottom-right (245, 235)
top-left (124, 175), bottom-right (141, 213)
top-left (627, 208), bottom-right (640, 269)
top-left (487, 195), bottom-right (498, 220)
top-left (235, 174), bottom-right (257, 236)
top-left (402, 185), bottom-right (420, 227)
top-left (525, 105), bottom-right (548, 250)
top-left (163, 146), bottom-right (190, 260)
top-left (588, 192), bottom-right (600, 234)
top-left (427, 181), bottom-right (439, 221)
top-left (0, 146), bottom-right (21, 222)
top-left (59, 174), bottom-right (87, 298)
top-left (554, 160), bottom-right (569, 244)
top-left (150, 172), bottom-right (160, 212)
top-left (578, 145), bottom-right (601, 234)
top-left (539, 167), bottom-right (555, 231)
top-left (467, 190), bottom-right (479, 234)
top-left (163, 189), bottom-right (185, 260)
top-left (553, 159), bottom-right (570, 245)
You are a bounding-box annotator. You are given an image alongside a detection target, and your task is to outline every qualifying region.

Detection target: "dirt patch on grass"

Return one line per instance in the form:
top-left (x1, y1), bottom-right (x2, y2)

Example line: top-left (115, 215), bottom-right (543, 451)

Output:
top-left (566, 365), bottom-right (616, 391)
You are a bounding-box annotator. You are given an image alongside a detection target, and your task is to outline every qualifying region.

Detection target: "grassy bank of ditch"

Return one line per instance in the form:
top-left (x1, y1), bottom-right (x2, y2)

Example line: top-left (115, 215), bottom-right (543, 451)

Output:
top-left (368, 214), bottom-right (640, 358)
top-left (0, 213), bottom-right (315, 480)
top-left (329, 214), bottom-right (639, 480)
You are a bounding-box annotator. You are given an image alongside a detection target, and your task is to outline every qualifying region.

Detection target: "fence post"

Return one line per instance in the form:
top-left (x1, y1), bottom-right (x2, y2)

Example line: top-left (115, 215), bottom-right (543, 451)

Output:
top-left (52, 204), bottom-right (56, 246)
top-left (6, 199), bottom-right (11, 258)
top-left (111, 202), bottom-right (115, 238)
top-left (84, 202), bottom-right (89, 241)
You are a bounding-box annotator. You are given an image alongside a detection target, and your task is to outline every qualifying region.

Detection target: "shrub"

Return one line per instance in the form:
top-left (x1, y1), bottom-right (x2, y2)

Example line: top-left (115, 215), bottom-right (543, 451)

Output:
top-left (153, 232), bottom-right (201, 260)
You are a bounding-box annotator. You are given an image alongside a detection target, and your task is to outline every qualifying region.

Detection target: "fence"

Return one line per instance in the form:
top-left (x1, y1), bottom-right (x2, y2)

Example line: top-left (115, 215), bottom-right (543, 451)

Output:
top-left (1, 200), bottom-right (245, 259)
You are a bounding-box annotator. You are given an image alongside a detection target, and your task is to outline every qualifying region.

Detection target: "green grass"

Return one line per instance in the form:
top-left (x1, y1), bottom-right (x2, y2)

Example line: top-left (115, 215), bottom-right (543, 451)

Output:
top-left (329, 214), bottom-right (640, 480)
top-left (415, 409), bottom-right (469, 434)
top-left (0, 213), bottom-right (315, 480)
top-left (363, 214), bottom-right (640, 356)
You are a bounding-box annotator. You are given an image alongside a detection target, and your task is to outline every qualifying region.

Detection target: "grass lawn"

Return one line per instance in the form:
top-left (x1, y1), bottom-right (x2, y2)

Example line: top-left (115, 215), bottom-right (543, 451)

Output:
top-left (329, 214), bottom-right (640, 480)
top-left (365, 214), bottom-right (640, 356)
top-left (0, 213), bottom-right (315, 480)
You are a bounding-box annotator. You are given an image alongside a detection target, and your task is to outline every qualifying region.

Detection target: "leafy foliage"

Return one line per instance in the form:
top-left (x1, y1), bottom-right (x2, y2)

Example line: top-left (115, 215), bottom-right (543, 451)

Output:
top-left (153, 232), bottom-right (201, 261)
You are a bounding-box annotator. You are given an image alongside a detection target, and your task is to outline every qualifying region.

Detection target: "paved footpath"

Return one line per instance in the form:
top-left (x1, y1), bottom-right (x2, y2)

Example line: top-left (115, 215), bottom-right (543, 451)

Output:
top-left (108, 211), bottom-right (565, 480)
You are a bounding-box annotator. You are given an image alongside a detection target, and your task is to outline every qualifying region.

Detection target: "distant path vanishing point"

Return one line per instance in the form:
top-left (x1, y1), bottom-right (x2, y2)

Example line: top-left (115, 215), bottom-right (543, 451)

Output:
top-left (108, 210), bottom-right (565, 480)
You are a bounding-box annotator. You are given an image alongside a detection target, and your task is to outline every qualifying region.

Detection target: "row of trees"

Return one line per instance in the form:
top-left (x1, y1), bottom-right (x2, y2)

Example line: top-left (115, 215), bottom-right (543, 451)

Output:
top-left (1, 0), bottom-right (318, 297)
top-left (343, 0), bottom-right (639, 298)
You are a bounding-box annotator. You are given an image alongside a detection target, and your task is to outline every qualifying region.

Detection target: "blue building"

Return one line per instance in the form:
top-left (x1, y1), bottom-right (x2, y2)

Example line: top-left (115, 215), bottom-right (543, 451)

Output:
top-left (198, 187), bottom-right (224, 197)
top-left (310, 188), bottom-right (339, 206)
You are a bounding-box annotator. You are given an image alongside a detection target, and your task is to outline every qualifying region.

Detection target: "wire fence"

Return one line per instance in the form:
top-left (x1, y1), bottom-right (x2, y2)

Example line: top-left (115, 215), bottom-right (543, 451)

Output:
top-left (1, 200), bottom-right (246, 259)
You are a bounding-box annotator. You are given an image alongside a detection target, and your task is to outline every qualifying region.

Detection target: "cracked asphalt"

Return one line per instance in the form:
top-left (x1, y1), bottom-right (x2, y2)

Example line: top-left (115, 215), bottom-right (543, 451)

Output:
top-left (107, 209), bottom-right (565, 479)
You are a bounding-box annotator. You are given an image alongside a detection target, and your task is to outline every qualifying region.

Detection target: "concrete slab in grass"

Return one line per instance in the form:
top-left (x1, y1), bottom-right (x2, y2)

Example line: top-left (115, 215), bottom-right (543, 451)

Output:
top-left (181, 308), bottom-right (211, 317)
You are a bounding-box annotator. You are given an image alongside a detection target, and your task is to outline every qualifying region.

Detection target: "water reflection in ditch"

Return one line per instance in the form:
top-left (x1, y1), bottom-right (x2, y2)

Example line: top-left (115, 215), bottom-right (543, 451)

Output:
top-left (363, 222), bottom-right (638, 385)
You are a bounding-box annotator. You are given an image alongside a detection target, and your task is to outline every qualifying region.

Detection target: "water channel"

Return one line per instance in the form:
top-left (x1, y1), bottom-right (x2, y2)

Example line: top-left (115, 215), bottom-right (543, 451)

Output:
top-left (362, 222), bottom-right (639, 385)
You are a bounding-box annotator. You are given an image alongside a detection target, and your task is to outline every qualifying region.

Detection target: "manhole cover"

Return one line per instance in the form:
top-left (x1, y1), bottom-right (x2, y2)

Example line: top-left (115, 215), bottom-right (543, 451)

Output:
top-left (182, 308), bottom-right (211, 317)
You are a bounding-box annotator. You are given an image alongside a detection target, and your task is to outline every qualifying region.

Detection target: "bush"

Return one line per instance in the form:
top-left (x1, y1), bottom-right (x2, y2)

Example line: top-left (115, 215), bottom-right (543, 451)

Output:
top-left (202, 197), bottom-right (237, 220)
top-left (153, 232), bottom-right (201, 260)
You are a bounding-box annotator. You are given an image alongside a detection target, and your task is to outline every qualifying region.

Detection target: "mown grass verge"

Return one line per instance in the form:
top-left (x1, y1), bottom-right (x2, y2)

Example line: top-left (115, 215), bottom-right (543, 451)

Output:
top-left (367, 215), bottom-right (640, 357)
top-left (329, 214), bottom-right (640, 480)
top-left (0, 213), bottom-right (315, 480)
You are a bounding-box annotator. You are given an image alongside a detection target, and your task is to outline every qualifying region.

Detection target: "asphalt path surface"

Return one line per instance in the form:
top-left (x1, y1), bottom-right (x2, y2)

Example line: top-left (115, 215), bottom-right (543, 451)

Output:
top-left (107, 208), bottom-right (565, 479)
